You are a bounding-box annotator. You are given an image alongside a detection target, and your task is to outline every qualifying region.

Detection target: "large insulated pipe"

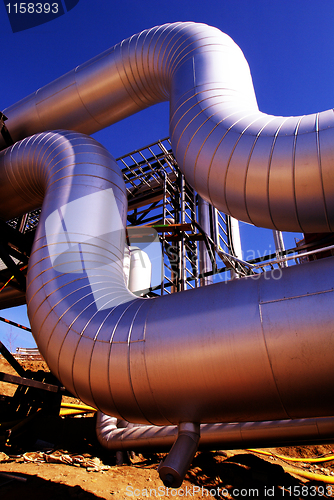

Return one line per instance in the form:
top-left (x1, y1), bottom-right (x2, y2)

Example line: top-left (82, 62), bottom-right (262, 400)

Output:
top-left (0, 130), bottom-right (333, 426)
top-left (96, 414), bottom-right (334, 451)
top-left (1, 22), bottom-right (334, 233)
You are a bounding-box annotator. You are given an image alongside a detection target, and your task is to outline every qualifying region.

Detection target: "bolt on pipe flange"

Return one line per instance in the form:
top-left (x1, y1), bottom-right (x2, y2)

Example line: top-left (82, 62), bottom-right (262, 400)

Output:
top-left (158, 422), bottom-right (200, 488)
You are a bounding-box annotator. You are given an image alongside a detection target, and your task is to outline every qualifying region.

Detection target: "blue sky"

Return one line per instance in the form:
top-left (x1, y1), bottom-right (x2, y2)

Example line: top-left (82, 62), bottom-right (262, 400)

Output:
top-left (0, 0), bottom-right (333, 350)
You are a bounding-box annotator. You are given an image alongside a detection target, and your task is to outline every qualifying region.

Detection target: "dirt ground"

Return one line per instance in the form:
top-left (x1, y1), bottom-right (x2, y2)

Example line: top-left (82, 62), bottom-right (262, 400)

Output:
top-left (0, 356), bottom-right (334, 499)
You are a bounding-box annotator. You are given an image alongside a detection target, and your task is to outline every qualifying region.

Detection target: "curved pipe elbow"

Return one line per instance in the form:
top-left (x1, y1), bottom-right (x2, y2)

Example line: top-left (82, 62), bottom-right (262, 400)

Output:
top-left (0, 130), bottom-right (334, 426)
top-left (96, 412), bottom-right (118, 449)
top-left (2, 23), bottom-right (334, 232)
top-left (95, 412), bottom-right (174, 451)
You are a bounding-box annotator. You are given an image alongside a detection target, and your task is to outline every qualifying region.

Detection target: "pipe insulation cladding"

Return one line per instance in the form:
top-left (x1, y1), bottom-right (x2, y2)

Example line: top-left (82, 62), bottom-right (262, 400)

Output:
top-left (0, 23), bottom-right (333, 425)
top-left (0, 130), bottom-right (333, 425)
top-left (1, 22), bottom-right (334, 233)
top-left (95, 415), bottom-right (334, 451)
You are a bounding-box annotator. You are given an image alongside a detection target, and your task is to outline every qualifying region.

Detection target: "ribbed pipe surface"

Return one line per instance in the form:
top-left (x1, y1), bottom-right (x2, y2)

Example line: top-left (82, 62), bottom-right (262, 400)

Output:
top-left (0, 22), bottom-right (334, 427)
top-left (0, 131), bottom-right (333, 426)
top-left (2, 22), bottom-right (334, 232)
top-left (96, 414), bottom-right (334, 451)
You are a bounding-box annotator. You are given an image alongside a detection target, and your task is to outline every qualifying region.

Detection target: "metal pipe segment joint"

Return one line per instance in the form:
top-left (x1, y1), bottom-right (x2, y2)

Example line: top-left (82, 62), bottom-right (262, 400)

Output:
top-left (158, 422), bottom-right (200, 488)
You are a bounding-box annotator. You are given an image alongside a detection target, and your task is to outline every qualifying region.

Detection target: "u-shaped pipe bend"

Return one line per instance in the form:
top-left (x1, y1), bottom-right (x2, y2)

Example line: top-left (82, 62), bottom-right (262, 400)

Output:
top-left (2, 22), bottom-right (334, 232)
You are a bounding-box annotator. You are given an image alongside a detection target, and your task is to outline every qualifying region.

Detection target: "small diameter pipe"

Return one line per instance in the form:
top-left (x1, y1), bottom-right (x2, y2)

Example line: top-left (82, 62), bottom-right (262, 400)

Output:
top-left (96, 415), bottom-right (334, 487)
top-left (198, 197), bottom-right (213, 286)
top-left (247, 449), bottom-right (334, 464)
top-left (283, 466), bottom-right (334, 484)
top-left (157, 422), bottom-right (200, 488)
top-left (273, 230), bottom-right (288, 268)
top-left (96, 415), bottom-right (334, 453)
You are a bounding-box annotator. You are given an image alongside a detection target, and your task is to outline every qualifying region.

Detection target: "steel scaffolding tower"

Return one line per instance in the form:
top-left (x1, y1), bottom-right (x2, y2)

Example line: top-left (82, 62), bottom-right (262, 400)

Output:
top-left (117, 137), bottom-right (244, 296)
top-left (0, 137), bottom-right (295, 308)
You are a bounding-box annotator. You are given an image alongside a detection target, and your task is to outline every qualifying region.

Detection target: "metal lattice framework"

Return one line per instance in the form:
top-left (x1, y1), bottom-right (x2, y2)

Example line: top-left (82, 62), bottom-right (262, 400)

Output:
top-left (0, 137), bottom-right (333, 308)
top-left (117, 138), bottom-right (241, 295)
top-left (0, 138), bottom-right (239, 304)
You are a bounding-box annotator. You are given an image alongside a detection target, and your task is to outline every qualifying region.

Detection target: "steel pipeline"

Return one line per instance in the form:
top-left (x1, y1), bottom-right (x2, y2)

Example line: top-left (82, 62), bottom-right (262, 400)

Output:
top-left (0, 23), bottom-right (333, 426)
top-left (0, 130), bottom-right (333, 426)
top-left (96, 414), bottom-right (334, 451)
top-left (1, 22), bottom-right (334, 232)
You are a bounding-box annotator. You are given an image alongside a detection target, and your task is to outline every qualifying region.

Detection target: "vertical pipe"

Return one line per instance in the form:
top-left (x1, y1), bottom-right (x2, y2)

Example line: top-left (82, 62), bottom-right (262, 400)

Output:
top-left (158, 422), bottom-right (200, 488)
top-left (229, 216), bottom-right (243, 279)
top-left (17, 213), bottom-right (28, 233)
top-left (210, 206), bottom-right (219, 249)
top-left (180, 175), bottom-right (186, 291)
top-left (273, 230), bottom-right (288, 267)
top-left (162, 174), bottom-right (168, 296)
top-left (229, 217), bottom-right (243, 260)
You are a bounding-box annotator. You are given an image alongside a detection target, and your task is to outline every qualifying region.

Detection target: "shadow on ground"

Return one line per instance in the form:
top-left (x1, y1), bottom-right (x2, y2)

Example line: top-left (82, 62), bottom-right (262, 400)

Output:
top-left (0, 472), bottom-right (105, 500)
top-left (185, 451), bottom-right (333, 499)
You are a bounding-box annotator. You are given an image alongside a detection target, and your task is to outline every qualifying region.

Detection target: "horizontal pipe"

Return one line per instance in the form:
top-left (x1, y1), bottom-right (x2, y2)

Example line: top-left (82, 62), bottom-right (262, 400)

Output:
top-left (96, 413), bottom-right (334, 451)
top-left (251, 244), bottom-right (334, 269)
top-left (1, 23), bottom-right (334, 232)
